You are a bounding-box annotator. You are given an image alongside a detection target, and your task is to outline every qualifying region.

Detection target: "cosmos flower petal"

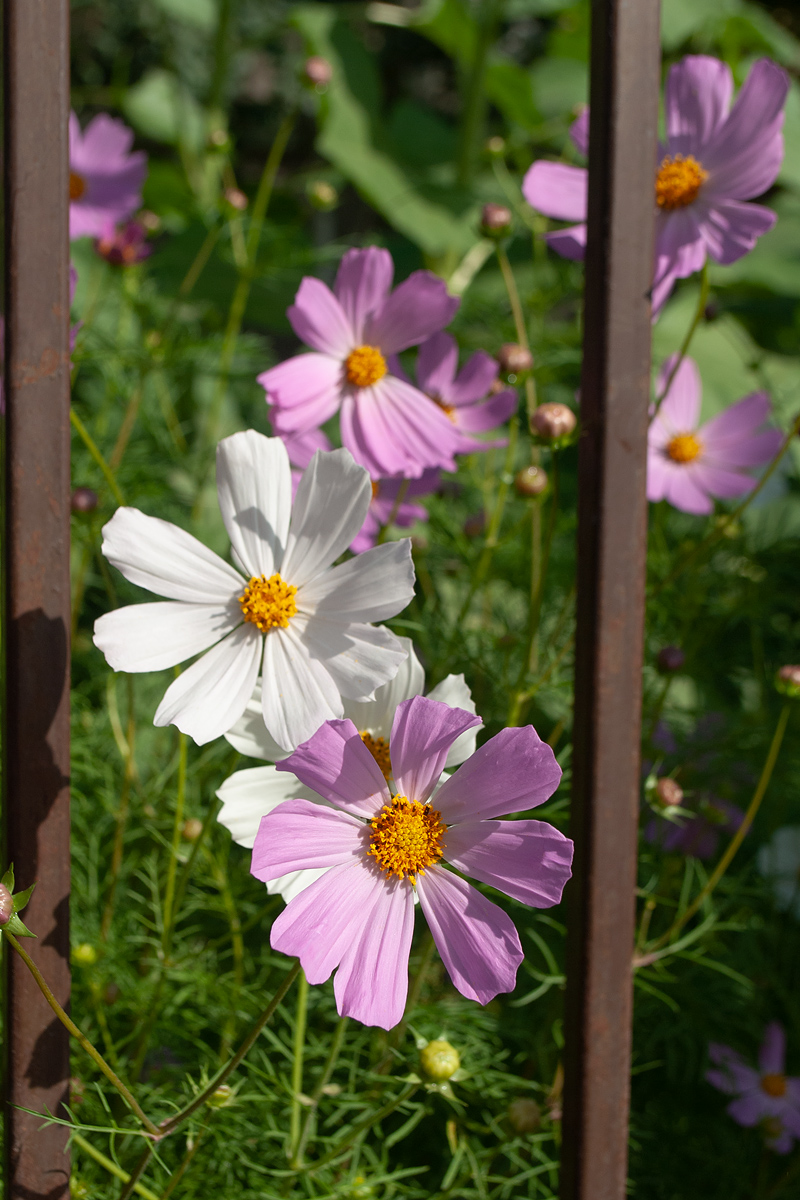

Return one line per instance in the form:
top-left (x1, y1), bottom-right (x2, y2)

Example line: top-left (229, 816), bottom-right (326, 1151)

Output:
top-left (448, 351), bottom-right (501, 407)
top-left (455, 390), bottom-right (517, 434)
top-left (340, 377), bottom-right (464, 478)
top-left (759, 1022), bottom-right (786, 1075)
top-left (93, 600), bottom-right (240, 673)
top-left (707, 1044), bottom-right (761, 1093)
top-left (767, 1126), bottom-right (795, 1154)
top-left (260, 625), bottom-right (343, 752)
top-left (69, 112), bottom-right (147, 239)
top-left (434, 726), bottom-right (562, 823)
top-left (727, 1093), bottom-right (767, 1128)
top-left (364, 271), bottom-right (459, 356)
top-left (251, 798), bottom-right (364, 879)
top-left (299, 540), bottom-right (415, 622)
top-left (703, 129), bottom-right (784, 202)
top-left (216, 431), bottom-right (292, 578)
top-left (276, 717), bottom-right (390, 817)
top-left (225, 683), bottom-right (292, 761)
top-left (280, 427), bottom-right (334, 470)
top-left (545, 224), bottom-right (587, 260)
top-left (287, 276), bottom-right (355, 358)
top-left (655, 355), bottom-right (702, 432)
top-left (342, 636), bottom-right (425, 737)
top-left (425, 674), bottom-right (481, 767)
top-left (416, 331), bottom-right (459, 399)
top-left (662, 464), bottom-right (714, 514)
top-left (664, 55), bottom-right (733, 150)
top-left (416, 866), bottom-right (523, 1004)
top-left (443, 820), bottom-right (573, 906)
top-left (390, 695), bottom-right (482, 804)
top-left (690, 462), bottom-right (754, 500)
top-left (696, 198), bottom-right (777, 266)
top-left (217, 765), bottom-right (328, 848)
top-left (99, 507), bottom-right (243, 603)
top-left (334, 246), bottom-right (394, 342)
top-left (570, 107), bottom-right (589, 156)
top-left (153, 622), bottom-right (262, 745)
top-left (522, 161), bottom-right (587, 222)
top-left (299, 618), bottom-right (408, 703)
top-left (334, 875), bottom-right (415, 1029)
top-left (702, 58), bottom-right (789, 178)
top-left (700, 390), bottom-right (772, 442)
top-left (282, 449), bottom-right (372, 587)
top-left (258, 354), bottom-right (343, 432)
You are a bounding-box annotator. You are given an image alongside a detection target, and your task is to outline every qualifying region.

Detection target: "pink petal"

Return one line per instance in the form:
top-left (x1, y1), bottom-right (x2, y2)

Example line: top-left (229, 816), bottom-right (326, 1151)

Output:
top-left (570, 107), bottom-right (589, 157)
top-left (365, 271), bottom-right (460, 356)
top-left (646, 452), bottom-right (671, 503)
top-left (415, 866), bottom-right (523, 1003)
top-left (545, 224), bottom-right (587, 261)
top-left (696, 198), bottom-right (776, 266)
top-left (522, 161), bottom-right (587, 222)
top-left (334, 874), bottom-right (415, 1028)
top-left (703, 59), bottom-right (789, 181)
top-left (259, 353), bottom-right (343, 433)
top-left (416, 331), bottom-right (459, 400)
top-left (454, 389), bottom-right (517, 434)
top-left (448, 350), bottom-right (500, 407)
top-left (340, 376), bottom-right (465, 478)
top-left (433, 726), bottom-right (562, 824)
top-left (390, 695), bottom-right (482, 804)
top-left (334, 247), bottom-right (394, 342)
top-left (73, 113), bottom-right (135, 165)
top-left (664, 56), bottom-right (733, 153)
top-left (708, 1044), bottom-right (760, 1094)
top-left (443, 819), bottom-right (573, 907)
top-left (704, 129), bottom-right (784, 202)
top-left (251, 798), bottom-right (365, 880)
top-left (727, 1092), bottom-right (768, 1128)
top-left (654, 207), bottom-right (707, 286)
top-left (662, 463), bottom-right (714, 514)
top-left (759, 1022), bottom-right (786, 1076)
top-left (700, 390), bottom-right (771, 442)
top-left (655, 354), bottom-right (702, 433)
top-left (276, 718), bottom-right (390, 818)
top-left (691, 462), bottom-right (754, 500)
top-left (287, 276), bottom-right (355, 358)
top-left (280, 427), bottom-right (334, 469)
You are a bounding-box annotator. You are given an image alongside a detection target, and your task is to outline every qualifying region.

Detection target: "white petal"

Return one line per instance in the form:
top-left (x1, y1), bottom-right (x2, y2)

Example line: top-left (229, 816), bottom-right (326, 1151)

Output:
top-left (216, 431), bottom-right (292, 578)
top-left (299, 618), bottom-right (409, 702)
top-left (101, 507), bottom-right (243, 602)
top-left (426, 673), bottom-right (482, 767)
top-left (224, 683), bottom-right (290, 761)
top-left (94, 601), bottom-right (240, 673)
top-left (281, 449), bottom-right (371, 587)
top-left (154, 623), bottom-right (262, 745)
top-left (343, 636), bottom-right (424, 735)
top-left (268, 868), bottom-right (330, 903)
top-left (261, 626), bottom-right (343, 752)
top-left (216, 764), bottom-right (329, 848)
top-left (299, 540), bottom-right (415, 622)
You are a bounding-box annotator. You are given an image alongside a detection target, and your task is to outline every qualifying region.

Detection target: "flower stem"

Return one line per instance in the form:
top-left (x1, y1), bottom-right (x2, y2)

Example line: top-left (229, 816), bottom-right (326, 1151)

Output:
top-left (71, 1133), bottom-right (160, 1200)
top-left (118, 1146), bottom-right (155, 1200)
top-left (102, 674), bottom-right (137, 941)
top-left (457, 0), bottom-right (497, 187)
top-left (3, 931), bottom-right (159, 1136)
top-left (289, 970), bottom-right (310, 1160)
top-left (158, 1116), bottom-right (212, 1200)
top-left (161, 732), bottom-right (188, 960)
top-left (496, 244), bottom-right (537, 418)
top-left (293, 1016), bottom-right (348, 1168)
top-left (376, 479), bottom-right (410, 545)
top-left (654, 264), bottom-right (709, 411)
top-left (70, 407), bottom-right (126, 507)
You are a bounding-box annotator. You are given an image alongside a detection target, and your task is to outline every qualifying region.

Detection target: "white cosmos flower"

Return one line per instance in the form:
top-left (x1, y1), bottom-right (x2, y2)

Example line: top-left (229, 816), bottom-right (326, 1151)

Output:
top-left (216, 638), bottom-right (481, 902)
top-left (757, 826), bottom-right (800, 919)
top-left (93, 432), bottom-right (415, 749)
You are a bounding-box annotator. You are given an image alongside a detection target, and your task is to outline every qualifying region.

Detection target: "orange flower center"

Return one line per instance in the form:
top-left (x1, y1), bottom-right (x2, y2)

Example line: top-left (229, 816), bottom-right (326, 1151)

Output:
top-left (239, 573), bottom-right (297, 632)
top-left (360, 731), bottom-right (392, 780)
top-left (367, 796), bottom-right (446, 880)
top-left (429, 392), bottom-right (457, 422)
top-left (666, 432), bottom-right (702, 463)
top-left (761, 1073), bottom-right (787, 1098)
top-left (70, 171), bottom-right (87, 201)
top-left (656, 155), bottom-right (708, 210)
top-left (371, 480), bottom-right (380, 499)
top-left (346, 345), bottom-right (387, 389)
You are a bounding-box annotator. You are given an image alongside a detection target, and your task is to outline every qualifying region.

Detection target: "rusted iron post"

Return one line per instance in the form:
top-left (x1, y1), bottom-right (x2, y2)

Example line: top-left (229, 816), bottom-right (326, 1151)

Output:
top-left (3, 2), bottom-right (72, 1197)
top-left (560, 1), bottom-right (660, 1197)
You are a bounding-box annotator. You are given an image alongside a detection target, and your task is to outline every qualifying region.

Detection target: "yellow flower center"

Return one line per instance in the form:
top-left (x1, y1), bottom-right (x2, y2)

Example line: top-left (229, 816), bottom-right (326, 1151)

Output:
top-left (345, 345), bottom-right (387, 389)
top-left (655, 155), bottom-right (708, 210)
top-left (761, 1073), bottom-right (787, 1098)
top-left (360, 731), bottom-right (392, 780)
top-left (371, 480), bottom-right (380, 499)
top-left (239, 573), bottom-right (297, 632)
top-left (70, 171), bottom-right (86, 201)
top-left (666, 432), bottom-right (702, 463)
top-left (368, 796), bottom-right (446, 880)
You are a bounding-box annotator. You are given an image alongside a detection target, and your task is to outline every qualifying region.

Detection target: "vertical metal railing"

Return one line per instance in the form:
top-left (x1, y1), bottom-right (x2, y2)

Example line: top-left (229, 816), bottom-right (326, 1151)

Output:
top-left (2, 2), bottom-right (72, 1197)
top-left (560, 1), bottom-right (661, 1197)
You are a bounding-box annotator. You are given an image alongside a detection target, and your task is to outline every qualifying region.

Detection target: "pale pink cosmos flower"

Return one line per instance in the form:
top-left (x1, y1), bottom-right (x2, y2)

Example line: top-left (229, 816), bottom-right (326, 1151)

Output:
top-left (647, 355), bottom-right (782, 515)
top-left (707, 1023), bottom-right (800, 1153)
top-left (251, 695), bottom-right (573, 1029)
top-left (523, 56), bottom-right (789, 313)
top-left (258, 247), bottom-right (468, 479)
top-left (70, 112), bottom-right (147, 241)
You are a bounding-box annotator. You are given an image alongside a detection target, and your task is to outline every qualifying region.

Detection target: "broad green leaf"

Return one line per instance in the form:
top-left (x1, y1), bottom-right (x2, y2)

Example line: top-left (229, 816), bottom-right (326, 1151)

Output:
top-left (530, 57), bottom-right (587, 119)
top-left (123, 69), bottom-right (205, 152)
top-left (152, 0), bottom-right (217, 32)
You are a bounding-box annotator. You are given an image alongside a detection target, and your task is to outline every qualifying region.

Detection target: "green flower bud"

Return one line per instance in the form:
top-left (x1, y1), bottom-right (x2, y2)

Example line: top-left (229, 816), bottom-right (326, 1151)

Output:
top-left (73, 943), bottom-right (97, 966)
top-left (420, 1039), bottom-right (461, 1081)
top-left (508, 1096), bottom-right (541, 1133)
top-left (776, 665), bottom-right (800, 697)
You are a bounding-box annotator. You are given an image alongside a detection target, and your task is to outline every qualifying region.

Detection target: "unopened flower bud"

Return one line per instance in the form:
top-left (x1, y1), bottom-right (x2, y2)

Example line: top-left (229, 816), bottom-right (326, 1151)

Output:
top-left (308, 180), bottom-right (338, 212)
top-left (498, 343), bottom-right (533, 375)
top-left (138, 210), bottom-right (161, 232)
top-left (776, 665), bottom-right (800, 697)
top-left (704, 301), bottom-right (720, 322)
top-left (531, 402), bottom-right (576, 441)
top-left (209, 128), bottom-right (229, 149)
top-left (208, 1083), bottom-right (235, 1108)
top-left (420, 1039), bottom-right (461, 1081)
top-left (508, 1097), bottom-right (541, 1133)
top-left (71, 487), bottom-right (98, 514)
top-left (655, 777), bottom-right (683, 808)
top-left (304, 56), bottom-right (333, 87)
top-left (182, 818), bottom-right (203, 841)
top-left (514, 465), bottom-right (548, 497)
top-left (481, 203), bottom-right (512, 238)
top-left (657, 645), bottom-right (685, 673)
top-left (73, 943), bottom-right (97, 966)
top-left (0, 883), bottom-right (13, 926)
top-left (224, 187), bottom-right (248, 212)
top-left (486, 136), bottom-right (506, 157)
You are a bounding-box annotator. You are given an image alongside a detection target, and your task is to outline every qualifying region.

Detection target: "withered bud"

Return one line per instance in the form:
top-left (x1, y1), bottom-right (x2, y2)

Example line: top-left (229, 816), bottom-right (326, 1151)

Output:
top-left (481, 203), bottom-right (512, 237)
top-left (308, 180), bottom-right (339, 212)
top-left (104, 982), bottom-right (121, 1005)
top-left (508, 1097), bottom-right (541, 1133)
top-left (657, 645), bottom-right (685, 673)
top-left (224, 187), bottom-right (248, 212)
top-left (776, 665), bottom-right (800, 697)
top-left (655, 777), bottom-right (683, 808)
top-left (0, 883), bottom-right (13, 925)
top-left (420, 1039), bottom-right (461, 1081)
top-left (498, 343), bottom-right (533, 374)
top-left (182, 818), bottom-right (203, 841)
top-left (531, 402), bottom-right (576, 441)
top-left (71, 487), bottom-right (98, 514)
top-left (304, 56), bottom-right (333, 87)
top-left (486, 135), bottom-right (506, 156)
top-left (514, 465), bottom-right (548, 497)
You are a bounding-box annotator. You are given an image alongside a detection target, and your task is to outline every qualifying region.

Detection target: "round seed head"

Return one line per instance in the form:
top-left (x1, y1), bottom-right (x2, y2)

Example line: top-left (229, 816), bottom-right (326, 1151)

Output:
top-left (514, 465), bottom-right (548, 497)
top-left (71, 487), bottom-right (98, 514)
top-left (531, 402), bottom-right (576, 441)
top-left (498, 343), bottom-right (533, 374)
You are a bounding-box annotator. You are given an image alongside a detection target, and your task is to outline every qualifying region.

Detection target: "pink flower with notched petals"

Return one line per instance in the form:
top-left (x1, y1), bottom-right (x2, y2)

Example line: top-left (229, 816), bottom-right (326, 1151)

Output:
top-left (251, 694), bottom-right (573, 1029)
top-left (391, 331), bottom-right (517, 445)
top-left (70, 113), bottom-right (147, 241)
top-left (258, 247), bottom-right (468, 479)
top-left (707, 1023), bottom-right (800, 1153)
top-left (647, 355), bottom-right (782, 515)
top-left (523, 56), bottom-right (789, 314)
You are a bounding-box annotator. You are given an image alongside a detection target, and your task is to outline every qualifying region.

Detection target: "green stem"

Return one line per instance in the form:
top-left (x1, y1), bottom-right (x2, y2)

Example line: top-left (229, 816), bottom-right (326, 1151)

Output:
top-left (3, 932), bottom-right (159, 1136)
top-left (110, 383), bottom-right (143, 472)
top-left (102, 675), bottom-right (137, 941)
top-left (70, 407), bottom-right (126, 507)
top-left (289, 970), bottom-right (309, 1161)
top-left (376, 479), bottom-right (410, 545)
top-left (161, 732), bottom-right (188, 959)
top-left (496, 244), bottom-right (537, 419)
top-left (158, 1116), bottom-right (212, 1200)
top-left (118, 1146), bottom-right (155, 1200)
top-left (180, 224), bottom-right (222, 297)
top-left (71, 1133), bottom-right (160, 1200)
top-left (654, 265), bottom-right (709, 411)
top-left (457, 0), bottom-right (497, 186)
top-left (293, 1017), bottom-right (348, 1168)
top-left (209, 0), bottom-right (234, 111)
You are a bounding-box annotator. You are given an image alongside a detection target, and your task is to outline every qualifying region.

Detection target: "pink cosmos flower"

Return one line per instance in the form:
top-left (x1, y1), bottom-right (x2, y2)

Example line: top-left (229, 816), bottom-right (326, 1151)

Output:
top-left (647, 355), bottom-right (782, 515)
top-left (251, 694), bottom-right (573, 1029)
top-left (390, 331), bottom-right (517, 445)
top-left (258, 247), bottom-right (468, 479)
top-left (707, 1023), bottom-right (800, 1153)
top-left (523, 56), bottom-right (789, 313)
top-left (95, 219), bottom-right (152, 266)
top-left (70, 112), bottom-right (147, 241)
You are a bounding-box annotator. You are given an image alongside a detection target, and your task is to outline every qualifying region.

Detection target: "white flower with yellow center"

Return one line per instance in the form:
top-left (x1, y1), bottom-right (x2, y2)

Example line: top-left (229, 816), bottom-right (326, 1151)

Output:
top-left (93, 431), bottom-right (415, 749)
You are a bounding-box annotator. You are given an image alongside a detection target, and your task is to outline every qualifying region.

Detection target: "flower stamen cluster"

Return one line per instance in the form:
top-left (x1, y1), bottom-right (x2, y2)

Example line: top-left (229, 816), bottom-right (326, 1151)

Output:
top-left (360, 731), bottom-right (392, 780)
top-left (666, 432), bottom-right (702, 463)
top-left (762, 1073), bottom-right (788, 1098)
top-left (656, 154), bottom-right (708, 210)
top-left (239, 573), bottom-right (298, 632)
top-left (346, 345), bottom-right (387, 389)
top-left (367, 796), bottom-right (446, 880)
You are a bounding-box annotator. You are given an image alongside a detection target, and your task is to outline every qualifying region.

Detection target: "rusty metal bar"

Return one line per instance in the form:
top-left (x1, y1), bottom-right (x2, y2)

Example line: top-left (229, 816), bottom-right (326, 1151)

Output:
top-left (560, 1), bottom-right (660, 1197)
top-left (3, 2), bottom-right (72, 1197)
